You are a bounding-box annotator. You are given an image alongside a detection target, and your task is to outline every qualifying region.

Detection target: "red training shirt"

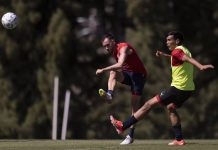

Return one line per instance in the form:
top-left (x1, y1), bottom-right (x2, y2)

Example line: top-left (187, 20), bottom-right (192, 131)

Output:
top-left (112, 42), bottom-right (147, 75)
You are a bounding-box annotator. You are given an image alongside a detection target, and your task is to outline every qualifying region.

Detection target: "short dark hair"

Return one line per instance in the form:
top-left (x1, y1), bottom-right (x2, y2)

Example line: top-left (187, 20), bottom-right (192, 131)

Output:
top-left (168, 31), bottom-right (184, 45)
top-left (102, 33), bottom-right (115, 42)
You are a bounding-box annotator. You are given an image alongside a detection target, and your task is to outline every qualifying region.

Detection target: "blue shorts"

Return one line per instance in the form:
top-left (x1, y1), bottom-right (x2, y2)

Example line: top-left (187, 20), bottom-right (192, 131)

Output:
top-left (157, 86), bottom-right (193, 108)
top-left (121, 71), bottom-right (146, 95)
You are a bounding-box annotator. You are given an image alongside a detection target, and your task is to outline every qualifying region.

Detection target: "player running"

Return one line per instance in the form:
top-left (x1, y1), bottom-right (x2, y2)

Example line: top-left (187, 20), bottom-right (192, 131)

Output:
top-left (110, 31), bottom-right (214, 145)
top-left (96, 33), bottom-right (147, 145)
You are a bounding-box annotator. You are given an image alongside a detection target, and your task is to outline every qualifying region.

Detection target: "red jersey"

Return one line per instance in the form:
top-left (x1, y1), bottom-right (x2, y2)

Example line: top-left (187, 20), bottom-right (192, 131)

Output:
top-left (112, 42), bottom-right (147, 75)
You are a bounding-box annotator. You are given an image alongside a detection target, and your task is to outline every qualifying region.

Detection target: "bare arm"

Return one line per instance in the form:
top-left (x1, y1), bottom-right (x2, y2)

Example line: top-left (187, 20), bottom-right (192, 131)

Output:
top-left (182, 55), bottom-right (214, 71)
top-left (96, 46), bottom-right (128, 74)
top-left (156, 50), bottom-right (171, 58)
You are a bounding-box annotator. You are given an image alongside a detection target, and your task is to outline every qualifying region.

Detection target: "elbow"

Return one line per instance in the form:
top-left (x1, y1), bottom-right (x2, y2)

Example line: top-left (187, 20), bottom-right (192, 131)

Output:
top-left (117, 63), bottom-right (123, 69)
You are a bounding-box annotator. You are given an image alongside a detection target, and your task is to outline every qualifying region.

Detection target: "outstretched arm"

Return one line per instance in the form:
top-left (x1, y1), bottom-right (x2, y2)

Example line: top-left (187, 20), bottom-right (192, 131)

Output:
top-left (182, 55), bottom-right (214, 71)
top-left (156, 50), bottom-right (171, 58)
top-left (96, 46), bottom-right (128, 75)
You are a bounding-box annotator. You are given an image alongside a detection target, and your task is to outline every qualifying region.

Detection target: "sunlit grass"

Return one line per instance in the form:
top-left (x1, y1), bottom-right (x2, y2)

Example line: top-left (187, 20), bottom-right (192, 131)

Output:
top-left (0, 139), bottom-right (217, 150)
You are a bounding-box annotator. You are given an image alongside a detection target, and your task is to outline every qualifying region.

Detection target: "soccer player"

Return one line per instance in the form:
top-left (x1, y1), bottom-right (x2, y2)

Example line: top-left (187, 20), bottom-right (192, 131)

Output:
top-left (96, 33), bottom-right (147, 145)
top-left (110, 31), bottom-right (214, 145)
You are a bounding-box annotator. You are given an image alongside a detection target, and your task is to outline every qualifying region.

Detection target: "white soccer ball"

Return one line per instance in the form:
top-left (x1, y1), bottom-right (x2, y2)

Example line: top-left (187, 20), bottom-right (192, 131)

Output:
top-left (1, 12), bottom-right (17, 29)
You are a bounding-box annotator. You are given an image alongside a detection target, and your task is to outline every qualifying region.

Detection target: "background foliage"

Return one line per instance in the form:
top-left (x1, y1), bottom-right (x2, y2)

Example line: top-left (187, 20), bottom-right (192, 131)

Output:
top-left (0, 0), bottom-right (217, 139)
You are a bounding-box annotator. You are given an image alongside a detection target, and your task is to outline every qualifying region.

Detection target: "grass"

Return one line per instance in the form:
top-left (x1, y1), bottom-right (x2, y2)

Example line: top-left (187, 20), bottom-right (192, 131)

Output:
top-left (0, 139), bottom-right (217, 150)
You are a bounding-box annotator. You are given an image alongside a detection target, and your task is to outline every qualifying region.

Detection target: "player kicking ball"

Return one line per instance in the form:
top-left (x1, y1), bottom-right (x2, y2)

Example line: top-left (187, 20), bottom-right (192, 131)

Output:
top-left (96, 33), bottom-right (147, 145)
top-left (109, 31), bottom-right (214, 146)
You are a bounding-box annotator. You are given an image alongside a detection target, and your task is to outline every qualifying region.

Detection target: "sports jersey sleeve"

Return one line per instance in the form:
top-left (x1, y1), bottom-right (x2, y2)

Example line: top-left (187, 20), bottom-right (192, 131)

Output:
top-left (172, 49), bottom-right (185, 61)
top-left (118, 43), bottom-right (128, 50)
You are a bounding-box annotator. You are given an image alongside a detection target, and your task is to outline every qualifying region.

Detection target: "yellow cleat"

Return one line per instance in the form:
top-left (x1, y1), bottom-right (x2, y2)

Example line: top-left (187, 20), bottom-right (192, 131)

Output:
top-left (99, 89), bottom-right (106, 97)
top-left (98, 89), bottom-right (113, 103)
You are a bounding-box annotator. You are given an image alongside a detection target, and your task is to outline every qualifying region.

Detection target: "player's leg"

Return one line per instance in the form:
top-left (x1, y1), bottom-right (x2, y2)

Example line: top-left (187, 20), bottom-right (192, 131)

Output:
top-left (99, 71), bottom-right (124, 102)
top-left (120, 94), bottom-right (140, 145)
top-left (167, 104), bottom-right (185, 145)
top-left (107, 71), bottom-right (120, 94)
top-left (107, 71), bottom-right (124, 97)
top-left (120, 72), bottom-right (146, 145)
top-left (110, 96), bottom-right (159, 134)
top-left (110, 86), bottom-right (174, 134)
top-left (129, 94), bottom-right (140, 136)
top-left (133, 96), bottom-right (159, 119)
top-left (167, 88), bottom-right (193, 146)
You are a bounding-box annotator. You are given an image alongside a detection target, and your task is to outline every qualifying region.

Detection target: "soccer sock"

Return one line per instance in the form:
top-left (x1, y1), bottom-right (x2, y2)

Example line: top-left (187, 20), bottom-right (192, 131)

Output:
top-left (122, 116), bottom-right (138, 130)
top-left (128, 128), bottom-right (135, 138)
top-left (172, 124), bottom-right (183, 141)
top-left (107, 90), bottom-right (113, 95)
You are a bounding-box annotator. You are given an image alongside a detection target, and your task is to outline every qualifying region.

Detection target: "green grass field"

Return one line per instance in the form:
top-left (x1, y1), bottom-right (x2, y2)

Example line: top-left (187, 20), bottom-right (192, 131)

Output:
top-left (0, 139), bottom-right (217, 150)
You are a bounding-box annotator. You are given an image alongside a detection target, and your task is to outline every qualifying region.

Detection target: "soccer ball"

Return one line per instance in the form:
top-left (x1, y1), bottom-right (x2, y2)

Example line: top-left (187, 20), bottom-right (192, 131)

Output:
top-left (1, 12), bottom-right (17, 29)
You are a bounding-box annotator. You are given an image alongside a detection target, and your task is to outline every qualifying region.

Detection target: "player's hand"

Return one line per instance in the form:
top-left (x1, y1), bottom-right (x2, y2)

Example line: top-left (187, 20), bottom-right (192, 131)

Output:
top-left (96, 69), bottom-right (104, 75)
top-left (200, 64), bottom-right (214, 71)
top-left (156, 50), bottom-right (163, 57)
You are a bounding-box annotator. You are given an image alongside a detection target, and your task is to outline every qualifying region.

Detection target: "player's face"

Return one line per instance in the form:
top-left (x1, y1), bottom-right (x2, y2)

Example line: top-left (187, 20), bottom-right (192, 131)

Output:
top-left (166, 35), bottom-right (177, 51)
top-left (102, 38), bottom-right (116, 54)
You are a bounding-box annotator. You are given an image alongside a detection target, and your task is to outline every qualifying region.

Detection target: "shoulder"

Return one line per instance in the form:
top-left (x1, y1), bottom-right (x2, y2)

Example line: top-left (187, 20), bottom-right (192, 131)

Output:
top-left (117, 43), bottom-right (135, 55)
top-left (172, 46), bottom-right (185, 55)
top-left (171, 47), bottom-right (185, 60)
top-left (117, 42), bottom-right (129, 49)
top-left (172, 49), bottom-right (183, 54)
top-left (117, 43), bottom-right (129, 53)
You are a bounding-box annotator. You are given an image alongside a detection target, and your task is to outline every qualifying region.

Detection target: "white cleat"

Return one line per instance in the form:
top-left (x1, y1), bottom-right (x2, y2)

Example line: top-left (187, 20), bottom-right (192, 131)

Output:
top-left (120, 135), bottom-right (134, 145)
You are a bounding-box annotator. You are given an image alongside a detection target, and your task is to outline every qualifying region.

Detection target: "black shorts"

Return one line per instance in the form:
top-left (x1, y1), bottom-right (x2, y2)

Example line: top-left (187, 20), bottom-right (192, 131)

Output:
top-left (157, 86), bottom-right (193, 108)
top-left (121, 71), bottom-right (146, 95)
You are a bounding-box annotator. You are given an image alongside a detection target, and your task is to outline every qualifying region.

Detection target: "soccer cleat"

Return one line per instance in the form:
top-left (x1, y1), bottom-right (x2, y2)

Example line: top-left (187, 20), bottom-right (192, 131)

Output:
top-left (110, 115), bottom-right (124, 134)
top-left (98, 89), bottom-right (113, 103)
top-left (168, 139), bottom-right (186, 146)
top-left (99, 89), bottom-right (106, 96)
top-left (120, 135), bottom-right (134, 145)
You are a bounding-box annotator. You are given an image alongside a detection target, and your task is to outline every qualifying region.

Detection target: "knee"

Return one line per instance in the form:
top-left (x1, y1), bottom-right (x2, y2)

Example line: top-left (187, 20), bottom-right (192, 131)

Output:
top-left (167, 103), bottom-right (176, 110)
top-left (109, 71), bottom-right (116, 78)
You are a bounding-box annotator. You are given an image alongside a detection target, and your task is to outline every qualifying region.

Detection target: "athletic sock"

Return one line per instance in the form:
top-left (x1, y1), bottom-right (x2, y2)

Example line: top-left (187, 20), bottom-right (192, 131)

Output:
top-left (122, 116), bottom-right (138, 130)
top-left (172, 124), bottom-right (183, 141)
top-left (128, 128), bottom-right (135, 138)
top-left (107, 90), bottom-right (113, 95)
